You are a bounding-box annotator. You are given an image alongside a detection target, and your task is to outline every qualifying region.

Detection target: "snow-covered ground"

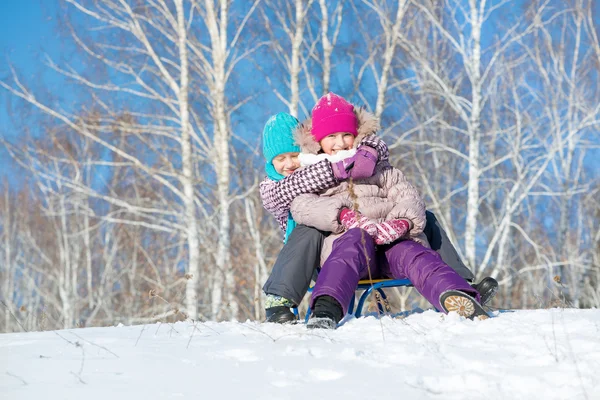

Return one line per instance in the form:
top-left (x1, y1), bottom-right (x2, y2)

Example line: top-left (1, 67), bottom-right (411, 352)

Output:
top-left (1, 309), bottom-right (599, 400)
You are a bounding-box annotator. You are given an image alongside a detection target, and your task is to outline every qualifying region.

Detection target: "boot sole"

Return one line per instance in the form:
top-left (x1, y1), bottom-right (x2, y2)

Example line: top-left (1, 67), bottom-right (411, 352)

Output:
top-left (441, 292), bottom-right (489, 320)
top-left (266, 315), bottom-right (298, 324)
top-left (306, 317), bottom-right (337, 330)
top-left (267, 318), bottom-right (298, 324)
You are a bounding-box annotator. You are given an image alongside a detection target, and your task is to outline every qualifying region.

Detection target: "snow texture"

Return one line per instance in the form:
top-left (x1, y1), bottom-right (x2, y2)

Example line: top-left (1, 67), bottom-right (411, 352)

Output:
top-left (1, 309), bottom-right (600, 400)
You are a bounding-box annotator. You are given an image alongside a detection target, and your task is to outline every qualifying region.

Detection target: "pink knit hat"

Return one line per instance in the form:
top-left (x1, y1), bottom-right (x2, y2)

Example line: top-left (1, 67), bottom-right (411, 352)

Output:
top-left (311, 92), bottom-right (358, 142)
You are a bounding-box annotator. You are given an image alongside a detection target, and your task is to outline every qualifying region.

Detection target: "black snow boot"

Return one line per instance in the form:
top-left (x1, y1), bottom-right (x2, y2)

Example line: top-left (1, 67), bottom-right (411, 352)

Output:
top-left (471, 277), bottom-right (499, 306)
top-left (265, 306), bottom-right (297, 324)
top-left (440, 290), bottom-right (490, 320)
top-left (307, 295), bottom-right (343, 330)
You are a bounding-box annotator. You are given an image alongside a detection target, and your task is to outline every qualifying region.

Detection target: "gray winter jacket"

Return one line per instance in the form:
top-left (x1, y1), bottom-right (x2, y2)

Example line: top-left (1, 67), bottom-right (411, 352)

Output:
top-left (290, 108), bottom-right (429, 264)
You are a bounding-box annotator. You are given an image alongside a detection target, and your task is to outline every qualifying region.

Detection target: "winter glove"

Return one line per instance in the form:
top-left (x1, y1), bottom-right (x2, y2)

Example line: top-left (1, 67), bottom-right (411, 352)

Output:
top-left (330, 146), bottom-right (379, 181)
top-left (331, 157), bottom-right (355, 181)
top-left (374, 219), bottom-right (411, 245)
top-left (348, 145), bottom-right (378, 180)
top-left (339, 208), bottom-right (377, 236)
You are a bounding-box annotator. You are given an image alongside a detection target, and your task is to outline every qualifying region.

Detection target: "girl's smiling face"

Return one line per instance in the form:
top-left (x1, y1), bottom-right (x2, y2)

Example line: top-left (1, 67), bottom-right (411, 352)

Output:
top-left (319, 132), bottom-right (356, 155)
top-left (272, 152), bottom-right (300, 176)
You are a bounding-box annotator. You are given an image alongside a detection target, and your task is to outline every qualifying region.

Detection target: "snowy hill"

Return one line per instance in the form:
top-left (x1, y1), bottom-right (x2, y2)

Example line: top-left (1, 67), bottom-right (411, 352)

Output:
top-left (1, 309), bottom-right (599, 400)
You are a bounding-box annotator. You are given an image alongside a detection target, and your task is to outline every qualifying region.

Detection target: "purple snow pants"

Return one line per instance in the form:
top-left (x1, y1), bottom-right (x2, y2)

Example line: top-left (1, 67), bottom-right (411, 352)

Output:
top-left (310, 228), bottom-right (479, 315)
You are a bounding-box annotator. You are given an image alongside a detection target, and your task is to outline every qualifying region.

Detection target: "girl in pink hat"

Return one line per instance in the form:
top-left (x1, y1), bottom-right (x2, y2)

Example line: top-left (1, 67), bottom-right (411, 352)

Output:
top-left (290, 92), bottom-right (490, 329)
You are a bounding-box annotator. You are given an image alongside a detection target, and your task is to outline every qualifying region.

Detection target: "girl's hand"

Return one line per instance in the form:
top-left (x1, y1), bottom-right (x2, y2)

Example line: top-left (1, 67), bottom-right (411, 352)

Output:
top-left (374, 219), bottom-right (411, 245)
top-left (349, 145), bottom-right (378, 179)
top-left (339, 208), bottom-right (377, 236)
top-left (330, 145), bottom-right (378, 181)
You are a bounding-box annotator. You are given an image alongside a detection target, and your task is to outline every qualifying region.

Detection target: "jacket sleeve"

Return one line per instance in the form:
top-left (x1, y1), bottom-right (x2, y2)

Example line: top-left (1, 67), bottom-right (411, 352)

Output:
top-left (259, 160), bottom-right (338, 227)
top-left (384, 168), bottom-right (427, 237)
top-left (359, 135), bottom-right (389, 163)
top-left (290, 194), bottom-right (351, 234)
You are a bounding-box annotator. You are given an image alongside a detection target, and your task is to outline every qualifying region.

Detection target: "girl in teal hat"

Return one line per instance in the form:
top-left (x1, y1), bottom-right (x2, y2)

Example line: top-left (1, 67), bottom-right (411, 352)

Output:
top-left (262, 112), bottom-right (302, 242)
top-left (261, 112), bottom-right (340, 322)
top-left (260, 111), bottom-right (387, 323)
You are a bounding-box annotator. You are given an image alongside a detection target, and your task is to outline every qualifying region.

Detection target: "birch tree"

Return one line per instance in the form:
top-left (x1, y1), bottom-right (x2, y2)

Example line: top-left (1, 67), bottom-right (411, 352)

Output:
top-left (383, 0), bottom-right (557, 276)
top-left (311, 0), bottom-right (345, 97)
top-left (0, 181), bottom-right (17, 331)
top-left (355, 0), bottom-right (409, 118)
top-left (187, 0), bottom-right (263, 319)
top-left (520, 0), bottom-right (600, 303)
top-left (262, 0), bottom-right (316, 116)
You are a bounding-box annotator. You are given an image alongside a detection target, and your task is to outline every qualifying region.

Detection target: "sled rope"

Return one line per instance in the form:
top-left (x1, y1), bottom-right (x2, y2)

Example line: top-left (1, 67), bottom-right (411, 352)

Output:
top-left (373, 291), bottom-right (392, 313)
top-left (347, 178), bottom-right (386, 341)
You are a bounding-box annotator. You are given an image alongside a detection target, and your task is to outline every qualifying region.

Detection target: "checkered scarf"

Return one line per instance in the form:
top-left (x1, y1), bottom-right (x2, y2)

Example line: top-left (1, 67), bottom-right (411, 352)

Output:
top-left (259, 135), bottom-right (389, 240)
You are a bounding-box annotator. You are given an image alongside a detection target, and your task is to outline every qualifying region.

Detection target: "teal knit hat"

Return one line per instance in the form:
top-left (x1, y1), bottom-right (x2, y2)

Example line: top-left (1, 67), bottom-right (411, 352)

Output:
top-left (262, 113), bottom-right (301, 181)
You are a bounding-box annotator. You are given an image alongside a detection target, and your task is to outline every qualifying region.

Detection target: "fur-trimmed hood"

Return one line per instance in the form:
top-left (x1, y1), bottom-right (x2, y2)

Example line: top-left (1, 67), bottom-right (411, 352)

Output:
top-left (294, 106), bottom-right (381, 154)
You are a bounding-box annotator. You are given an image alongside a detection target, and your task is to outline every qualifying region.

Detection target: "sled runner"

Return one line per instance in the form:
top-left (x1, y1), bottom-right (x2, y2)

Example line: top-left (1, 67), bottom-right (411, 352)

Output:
top-left (300, 278), bottom-right (413, 322)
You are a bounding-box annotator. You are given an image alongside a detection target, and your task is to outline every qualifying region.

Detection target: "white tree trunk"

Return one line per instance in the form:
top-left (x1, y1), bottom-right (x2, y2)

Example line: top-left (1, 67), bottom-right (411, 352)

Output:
top-left (57, 193), bottom-right (75, 329)
top-left (374, 0), bottom-right (407, 118)
top-left (245, 199), bottom-right (269, 320)
top-left (464, 0), bottom-right (483, 272)
top-left (204, 0), bottom-right (235, 320)
top-left (289, 0), bottom-right (309, 117)
top-left (318, 0), bottom-right (332, 95)
top-left (557, 11), bottom-right (583, 277)
top-left (83, 204), bottom-right (93, 309)
top-left (3, 189), bottom-right (13, 331)
top-left (175, 0), bottom-right (200, 321)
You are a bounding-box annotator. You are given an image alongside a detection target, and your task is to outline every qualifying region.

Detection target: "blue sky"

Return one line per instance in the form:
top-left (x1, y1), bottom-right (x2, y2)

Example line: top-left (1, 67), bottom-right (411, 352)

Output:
top-left (0, 2), bottom-right (56, 72)
top-left (0, 1), bottom-right (63, 184)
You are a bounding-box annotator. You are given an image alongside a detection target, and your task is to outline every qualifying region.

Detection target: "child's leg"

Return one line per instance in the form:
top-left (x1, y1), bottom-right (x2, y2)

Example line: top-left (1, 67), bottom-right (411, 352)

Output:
top-left (310, 228), bottom-right (377, 315)
top-left (425, 211), bottom-right (499, 305)
top-left (424, 211), bottom-right (475, 281)
top-left (381, 240), bottom-right (479, 311)
top-left (263, 225), bottom-right (326, 306)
